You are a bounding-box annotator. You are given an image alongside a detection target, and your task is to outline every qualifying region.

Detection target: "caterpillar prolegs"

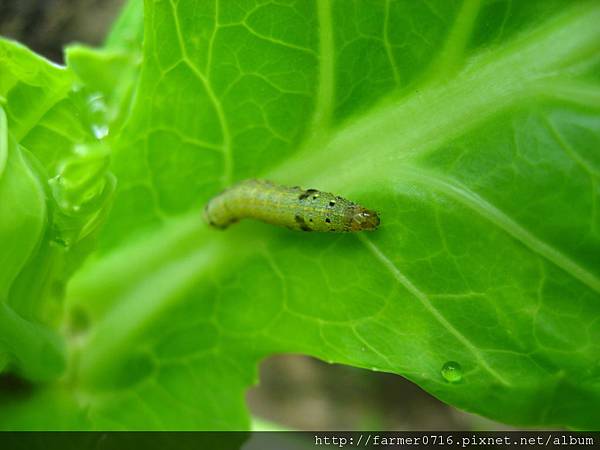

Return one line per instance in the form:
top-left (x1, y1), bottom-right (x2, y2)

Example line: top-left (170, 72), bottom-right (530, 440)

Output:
top-left (203, 179), bottom-right (380, 233)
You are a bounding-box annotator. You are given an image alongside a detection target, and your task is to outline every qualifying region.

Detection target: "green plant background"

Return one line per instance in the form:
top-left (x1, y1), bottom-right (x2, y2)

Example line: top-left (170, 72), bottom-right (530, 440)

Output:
top-left (0, 0), bottom-right (599, 430)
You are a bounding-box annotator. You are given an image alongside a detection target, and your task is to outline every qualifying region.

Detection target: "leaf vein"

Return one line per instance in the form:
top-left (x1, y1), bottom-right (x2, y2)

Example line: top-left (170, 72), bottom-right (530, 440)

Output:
top-left (358, 235), bottom-right (510, 386)
top-left (358, 234), bottom-right (511, 386)
top-left (402, 168), bottom-right (600, 294)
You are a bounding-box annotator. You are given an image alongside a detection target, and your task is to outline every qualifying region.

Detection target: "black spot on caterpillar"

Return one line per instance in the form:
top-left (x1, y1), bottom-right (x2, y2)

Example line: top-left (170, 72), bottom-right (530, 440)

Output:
top-left (295, 214), bottom-right (312, 232)
top-left (298, 189), bottom-right (318, 200)
top-left (203, 179), bottom-right (380, 233)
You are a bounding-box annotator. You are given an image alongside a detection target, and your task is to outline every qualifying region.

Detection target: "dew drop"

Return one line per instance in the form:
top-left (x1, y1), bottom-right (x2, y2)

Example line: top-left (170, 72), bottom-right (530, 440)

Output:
top-left (91, 124), bottom-right (109, 139)
top-left (441, 361), bottom-right (462, 383)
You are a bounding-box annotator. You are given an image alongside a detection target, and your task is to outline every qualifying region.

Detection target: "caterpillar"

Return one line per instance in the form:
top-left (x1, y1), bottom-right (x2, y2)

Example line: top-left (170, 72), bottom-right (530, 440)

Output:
top-left (203, 179), bottom-right (380, 233)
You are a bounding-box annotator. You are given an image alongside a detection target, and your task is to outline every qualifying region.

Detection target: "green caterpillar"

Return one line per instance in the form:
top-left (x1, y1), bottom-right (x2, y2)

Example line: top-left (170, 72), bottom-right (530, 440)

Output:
top-left (204, 179), bottom-right (380, 233)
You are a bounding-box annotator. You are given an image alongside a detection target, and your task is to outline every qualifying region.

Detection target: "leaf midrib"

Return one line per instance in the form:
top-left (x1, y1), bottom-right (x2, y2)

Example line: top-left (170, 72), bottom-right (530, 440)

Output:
top-left (270, 2), bottom-right (600, 186)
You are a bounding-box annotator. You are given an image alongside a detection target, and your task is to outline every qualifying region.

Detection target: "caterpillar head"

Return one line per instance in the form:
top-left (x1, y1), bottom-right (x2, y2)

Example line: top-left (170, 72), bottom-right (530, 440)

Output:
top-left (349, 206), bottom-right (380, 231)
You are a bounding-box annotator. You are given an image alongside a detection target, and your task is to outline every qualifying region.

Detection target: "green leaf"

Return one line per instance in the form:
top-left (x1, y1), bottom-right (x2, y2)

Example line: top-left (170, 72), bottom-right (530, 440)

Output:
top-left (0, 106), bottom-right (65, 381)
top-left (65, 47), bottom-right (140, 134)
top-left (0, 39), bottom-right (115, 383)
top-left (2, 0), bottom-right (600, 431)
top-left (65, 0), bottom-right (143, 135)
top-left (0, 39), bottom-right (95, 174)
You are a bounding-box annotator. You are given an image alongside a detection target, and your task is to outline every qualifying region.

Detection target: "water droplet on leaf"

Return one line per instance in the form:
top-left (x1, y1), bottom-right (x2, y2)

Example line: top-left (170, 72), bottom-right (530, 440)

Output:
top-left (91, 124), bottom-right (109, 139)
top-left (441, 361), bottom-right (462, 383)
